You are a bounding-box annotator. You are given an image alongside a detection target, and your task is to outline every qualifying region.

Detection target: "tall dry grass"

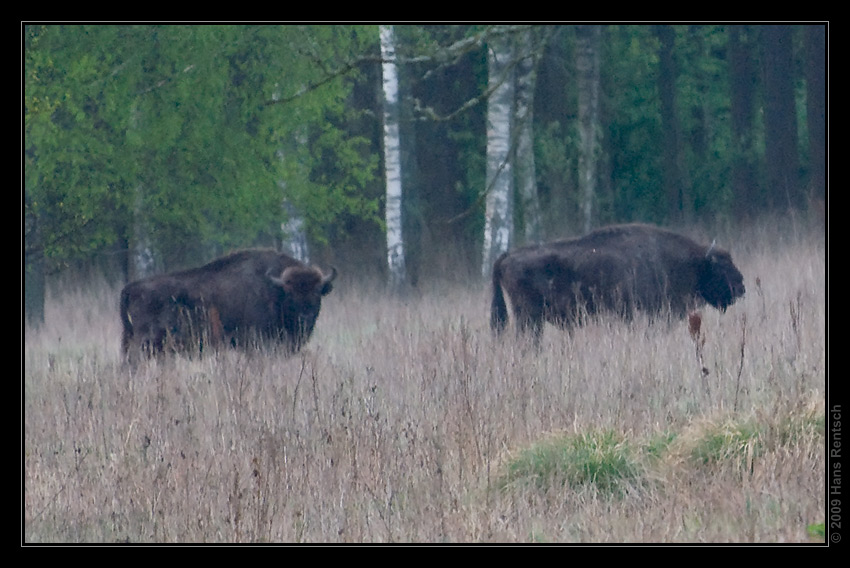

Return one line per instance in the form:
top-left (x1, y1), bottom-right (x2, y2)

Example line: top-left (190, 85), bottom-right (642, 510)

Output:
top-left (24, 220), bottom-right (826, 543)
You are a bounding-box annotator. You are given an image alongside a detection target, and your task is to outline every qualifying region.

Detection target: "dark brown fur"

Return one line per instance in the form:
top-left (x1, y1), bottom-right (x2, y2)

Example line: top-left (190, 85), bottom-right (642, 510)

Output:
top-left (491, 224), bottom-right (745, 341)
top-left (120, 249), bottom-right (336, 362)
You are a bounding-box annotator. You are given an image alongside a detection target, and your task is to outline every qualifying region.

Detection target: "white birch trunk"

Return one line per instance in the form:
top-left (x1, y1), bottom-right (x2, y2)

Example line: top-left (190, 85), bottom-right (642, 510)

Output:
top-left (129, 100), bottom-right (156, 280)
top-left (380, 25), bottom-right (406, 290)
top-left (515, 28), bottom-right (542, 245)
top-left (131, 183), bottom-right (156, 279)
top-left (576, 25), bottom-right (601, 234)
top-left (273, 82), bottom-right (310, 263)
top-left (481, 36), bottom-right (514, 278)
top-left (279, 194), bottom-right (309, 263)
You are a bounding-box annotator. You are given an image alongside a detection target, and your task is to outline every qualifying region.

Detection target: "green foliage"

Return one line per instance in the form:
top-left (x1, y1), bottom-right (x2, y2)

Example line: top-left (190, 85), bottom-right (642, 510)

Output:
top-left (25, 24), bottom-right (820, 280)
top-left (25, 25), bottom-right (130, 262)
top-left (673, 25), bottom-right (736, 217)
top-left (602, 25), bottom-right (666, 223)
top-left (25, 24), bottom-right (379, 272)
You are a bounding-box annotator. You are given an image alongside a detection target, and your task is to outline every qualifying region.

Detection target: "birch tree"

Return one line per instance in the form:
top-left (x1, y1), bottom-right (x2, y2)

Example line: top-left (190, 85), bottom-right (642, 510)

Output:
top-left (380, 25), bottom-right (406, 290)
top-left (279, 194), bottom-right (310, 262)
top-left (274, 81), bottom-right (310, 263)
top-left (576, 24), bottom-right (601, 234)
top-left (481, 34), bottom-right (515, 278)
top-left (128, 101), bottom-right (157, 280)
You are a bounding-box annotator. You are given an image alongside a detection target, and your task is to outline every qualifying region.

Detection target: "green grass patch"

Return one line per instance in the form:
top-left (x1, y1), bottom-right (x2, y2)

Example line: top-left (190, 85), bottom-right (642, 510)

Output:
top-left (806, 522), bottom-right (825, 541)
top-left (678, 403), bottom-right (825, 476)
top-left (497, 403), bottom-right (825, 500)
top-left (644, 430), bottom-right (677, 460)
top-left (498, 430), bottom-right (646, 497)
top-left (688, 420), bottom-right (764, 471)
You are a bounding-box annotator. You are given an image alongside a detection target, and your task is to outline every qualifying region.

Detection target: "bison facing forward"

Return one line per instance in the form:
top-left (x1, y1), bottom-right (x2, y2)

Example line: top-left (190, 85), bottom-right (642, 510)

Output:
top-left (491, 223), bottom-right (745, 341)
top-left (120, 249), bottom-right (336, 362)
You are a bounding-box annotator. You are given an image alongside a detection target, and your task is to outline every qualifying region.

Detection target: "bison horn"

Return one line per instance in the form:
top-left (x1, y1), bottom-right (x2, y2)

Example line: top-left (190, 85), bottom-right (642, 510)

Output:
top-left (705, 239), bottom-right (717, 258)
top-left (322, 267), bottom-right (338, 285)
top-left (266, 266), bottom-right (304, 290)
top-left (319, 266), bottom-right (337, 296)
top-left (265, 266), bottom-right (337, 291)
top-left (266, 268), bottom-right (285, 288)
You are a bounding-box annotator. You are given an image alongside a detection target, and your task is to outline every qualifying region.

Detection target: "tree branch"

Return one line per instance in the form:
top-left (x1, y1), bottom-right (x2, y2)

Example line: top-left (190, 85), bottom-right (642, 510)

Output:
top-left (408, 25), bottom-right (555, 123)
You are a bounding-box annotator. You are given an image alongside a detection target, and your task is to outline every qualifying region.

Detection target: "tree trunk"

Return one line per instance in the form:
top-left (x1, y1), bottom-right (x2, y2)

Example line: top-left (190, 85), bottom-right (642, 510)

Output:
top-left (127, 100), bottom-right (156, 281)
top-left (729, 25), bottom-right (759, 220)
top-left (515, 28), bottom-right (542, 245)
top-left (762, 24), bottom-right (801, 211)
top-left (24, 193), bottom-right (45, 327)
top-left (380, 25), bottom-right (406, 291)
top-left (274, 109), bottom-right (310, 263)
top-left (24, 254), bottom-right (46, 328)
top-left (280, 199), bottom-right (309, 262)
top-left (576, 24), bottom-right (601, 234)
top-left (481, 34), bottom-right (514, 278)
top-left (654, 25), bottom-right (688, 223)
top-left (129, 183), bottom-right (156, 280)
top-left (804, 24), bottom-right (826, 204)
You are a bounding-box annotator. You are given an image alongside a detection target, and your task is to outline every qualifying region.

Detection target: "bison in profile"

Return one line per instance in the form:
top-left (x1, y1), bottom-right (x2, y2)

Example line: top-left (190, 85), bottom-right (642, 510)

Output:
top-left (491, 223), bottom-right (745, 341)
top-left (120, 249), bottom-right (336, 362)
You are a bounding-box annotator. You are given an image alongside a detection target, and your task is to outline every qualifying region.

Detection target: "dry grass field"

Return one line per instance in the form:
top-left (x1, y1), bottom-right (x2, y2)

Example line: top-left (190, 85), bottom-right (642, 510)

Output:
top-left (24, 220), bottom-right (826, 543)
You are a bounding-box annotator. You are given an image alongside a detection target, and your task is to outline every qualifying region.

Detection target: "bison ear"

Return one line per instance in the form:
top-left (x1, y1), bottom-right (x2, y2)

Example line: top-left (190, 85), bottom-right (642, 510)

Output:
top-left (320, 267), bottom-right (337, 296)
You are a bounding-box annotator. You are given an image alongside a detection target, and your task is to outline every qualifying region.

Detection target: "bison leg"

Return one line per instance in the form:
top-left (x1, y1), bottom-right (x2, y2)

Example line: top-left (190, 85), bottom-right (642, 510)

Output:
top-left (197, 305), bottom-right (225, 353)
top-left (207, 305), bottom-right (224, 345)
top-left (514, 305), bottom-right (544, 345)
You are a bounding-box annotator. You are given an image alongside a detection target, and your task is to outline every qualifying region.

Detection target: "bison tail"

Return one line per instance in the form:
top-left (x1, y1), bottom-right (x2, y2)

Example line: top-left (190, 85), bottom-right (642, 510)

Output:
top-left (119, 287), bottom-right (133, 356)
top-left (490, 253), bottom-right (509, 334)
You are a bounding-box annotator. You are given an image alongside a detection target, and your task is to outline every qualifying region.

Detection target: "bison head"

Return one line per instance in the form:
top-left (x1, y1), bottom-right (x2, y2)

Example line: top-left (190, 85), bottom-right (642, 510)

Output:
top-left (698, 249), bottom-right (745, 311)
top-left (267, 265), bottom-right (337, 349)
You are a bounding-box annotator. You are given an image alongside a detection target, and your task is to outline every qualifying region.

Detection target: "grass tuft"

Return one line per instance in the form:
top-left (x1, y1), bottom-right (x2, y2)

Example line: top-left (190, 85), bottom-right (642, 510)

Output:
top-left (498, 430), bottom-right (645, 496)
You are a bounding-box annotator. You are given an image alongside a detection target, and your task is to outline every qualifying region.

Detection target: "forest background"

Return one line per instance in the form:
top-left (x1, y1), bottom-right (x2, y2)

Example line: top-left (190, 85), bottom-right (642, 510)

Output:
top-left (23, 24), bottom-right (827, 322)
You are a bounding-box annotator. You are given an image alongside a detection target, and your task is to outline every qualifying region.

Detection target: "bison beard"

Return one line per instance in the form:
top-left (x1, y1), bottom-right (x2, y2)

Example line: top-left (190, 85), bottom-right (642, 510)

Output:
top-left (120, 249), bottom-right (336, 362)
top-left (491, 224), bottom-right (745, 342)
